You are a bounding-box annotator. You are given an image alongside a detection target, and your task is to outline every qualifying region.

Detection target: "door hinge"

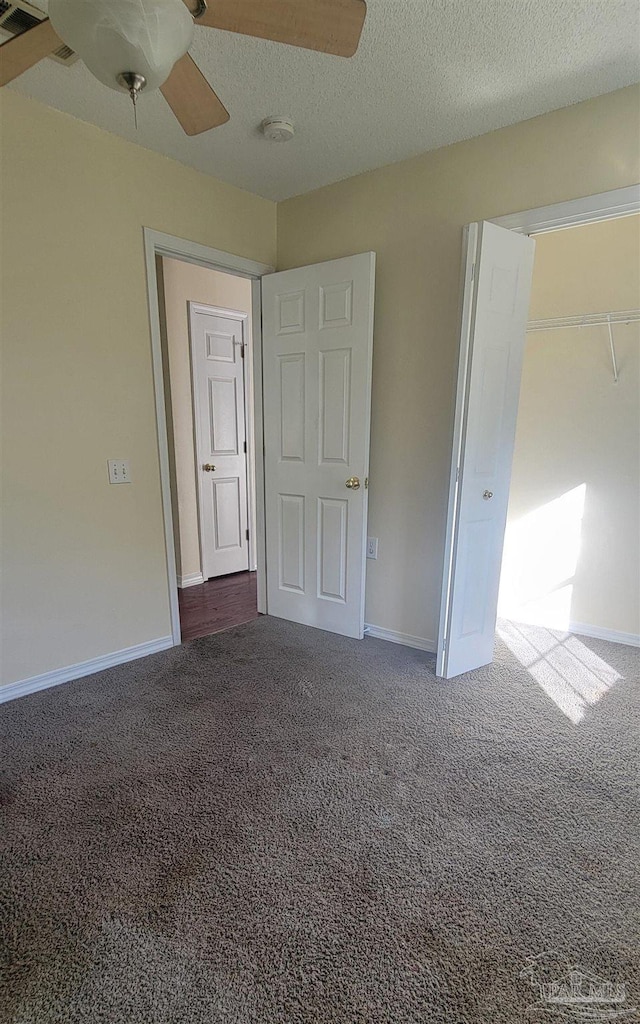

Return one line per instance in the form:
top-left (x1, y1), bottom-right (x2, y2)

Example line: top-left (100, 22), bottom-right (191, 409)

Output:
top-left (471, 262), bottom-right (476, 281)
top-left (240, 344), bottom-right (245, 359)
top-left (243, 440), bottom-right (247, 454)
top-left (245, 528), bottom-right (250, 540)
top-left (456, 466), bottom-right (460, 482)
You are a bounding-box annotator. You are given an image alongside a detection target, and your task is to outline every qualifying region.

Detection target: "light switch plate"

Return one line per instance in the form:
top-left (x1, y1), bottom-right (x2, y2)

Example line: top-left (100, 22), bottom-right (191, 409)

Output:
top-left (107, 460), bottom-right (131, 484)
top-left (367, 537), bottom-right (378, 559)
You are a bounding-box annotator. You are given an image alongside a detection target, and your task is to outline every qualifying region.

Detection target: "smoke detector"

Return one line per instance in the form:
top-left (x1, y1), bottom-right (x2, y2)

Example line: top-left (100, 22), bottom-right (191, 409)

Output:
top-left (261, 116), bottom-right (295, 142)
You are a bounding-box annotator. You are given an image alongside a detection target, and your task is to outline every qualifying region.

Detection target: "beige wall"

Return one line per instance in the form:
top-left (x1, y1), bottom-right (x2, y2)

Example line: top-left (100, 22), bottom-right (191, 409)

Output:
top-left (2, 83), bottom-right (639, 688)
top-left (499, 215), bottom-right (640, 636)
top-left (0, 90), bottom-right (276, 687)
top-left (158, 258), bottom-right (253, 582)
top-left (277, 85), bottom-right (640, 644)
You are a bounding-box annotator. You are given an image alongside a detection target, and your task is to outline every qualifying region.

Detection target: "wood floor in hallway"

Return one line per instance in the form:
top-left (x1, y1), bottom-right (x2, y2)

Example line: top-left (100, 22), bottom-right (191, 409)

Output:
top-left (178, 571), bottom-right (258, 642)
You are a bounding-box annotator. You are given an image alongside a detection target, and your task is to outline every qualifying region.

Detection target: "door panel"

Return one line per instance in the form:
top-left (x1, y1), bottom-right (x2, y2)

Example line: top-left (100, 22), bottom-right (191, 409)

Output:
top-left (437, 222), bottom-right (535, 677)
top-left (212, 477), bottom-right (242, 549)
top-left (190, 306), bottom-right (250, 579)
top-left (209, 377), bottom-right (239, 454)
top-left (279, 494), bottom-right (305, 592)
top-left (319, 348), bottom-right (351, 463)
top-left (206, 327), bottom-right (235, 361)
top-left (262, 253), bottom-right (375, 638)
top-left (279, 354), bottom-right (305, 461)
top-left (318, 498), bottom-right (348, 602)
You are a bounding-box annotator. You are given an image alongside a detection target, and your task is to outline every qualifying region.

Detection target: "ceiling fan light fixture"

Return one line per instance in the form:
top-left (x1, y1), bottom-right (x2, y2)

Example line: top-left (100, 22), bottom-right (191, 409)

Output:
top-left (48, 0), bottom-right (195, 93)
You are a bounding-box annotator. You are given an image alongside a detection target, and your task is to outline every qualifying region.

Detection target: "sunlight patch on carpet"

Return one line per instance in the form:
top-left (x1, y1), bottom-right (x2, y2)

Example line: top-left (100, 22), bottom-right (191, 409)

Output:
top-left (497, 619), bottom-right (622, 724)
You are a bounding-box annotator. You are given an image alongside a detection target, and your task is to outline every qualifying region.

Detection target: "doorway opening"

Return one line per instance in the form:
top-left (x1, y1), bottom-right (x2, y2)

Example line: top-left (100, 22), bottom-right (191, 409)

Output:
top-left (496, 214), bottom-right (640, 708)
top-left (437, 185), bottom-right (640, 679)
top-left (156, 257), bottom-right (260, 642)
top-left (145, 230), bottom-right (376, 648)
top-left (143, 229), bottom-right (273, 648)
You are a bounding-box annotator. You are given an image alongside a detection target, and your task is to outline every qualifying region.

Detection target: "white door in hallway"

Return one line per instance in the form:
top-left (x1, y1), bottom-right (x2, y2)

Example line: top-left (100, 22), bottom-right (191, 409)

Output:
top-left (189, 303), bottom-right (250, 579)
top-left (437, 222), bottom-right (535, 678)
top-left (262, 253), bottom-right (376, 638)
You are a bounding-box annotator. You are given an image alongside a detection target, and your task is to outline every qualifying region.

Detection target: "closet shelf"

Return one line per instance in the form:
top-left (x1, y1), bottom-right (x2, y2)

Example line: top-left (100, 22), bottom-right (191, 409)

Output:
top-left (526, 308), bottom-right (640, 383)
top-left (527, 309), bottom-right (640, 332)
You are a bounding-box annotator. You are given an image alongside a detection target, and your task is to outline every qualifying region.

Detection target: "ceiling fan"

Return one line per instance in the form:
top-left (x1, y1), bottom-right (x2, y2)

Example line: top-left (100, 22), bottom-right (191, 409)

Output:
top-left (0, 0), bottom-right (367, 135)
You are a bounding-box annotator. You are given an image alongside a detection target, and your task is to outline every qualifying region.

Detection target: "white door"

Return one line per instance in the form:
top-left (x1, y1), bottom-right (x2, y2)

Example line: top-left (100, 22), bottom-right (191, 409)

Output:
top-left (437, 222), bottom-right (535, 678)
top-left (262, 253), bottom-right (376, 638)
top-left (189, 303), bottom-right (250, 579)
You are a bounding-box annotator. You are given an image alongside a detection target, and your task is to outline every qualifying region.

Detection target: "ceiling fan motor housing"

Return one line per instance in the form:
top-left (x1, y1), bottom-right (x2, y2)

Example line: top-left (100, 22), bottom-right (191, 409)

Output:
top-left (261, 116), bottom-right (295, 142)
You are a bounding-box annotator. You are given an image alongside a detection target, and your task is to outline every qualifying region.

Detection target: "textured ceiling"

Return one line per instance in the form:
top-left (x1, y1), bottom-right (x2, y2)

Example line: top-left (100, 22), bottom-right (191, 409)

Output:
top-left (7, 0), bottom-right (640, 201)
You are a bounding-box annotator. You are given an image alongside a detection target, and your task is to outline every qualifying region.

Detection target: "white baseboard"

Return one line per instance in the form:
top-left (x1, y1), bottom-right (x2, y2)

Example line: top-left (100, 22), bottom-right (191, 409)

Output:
top-left (568, 621), bottom-right (640, 648)
top-left (364, 624), bottom-right (436, 653)
top-left (0, 636), bottom-right (174, 706)
top-left (177, 572), bottom-right (205, 589)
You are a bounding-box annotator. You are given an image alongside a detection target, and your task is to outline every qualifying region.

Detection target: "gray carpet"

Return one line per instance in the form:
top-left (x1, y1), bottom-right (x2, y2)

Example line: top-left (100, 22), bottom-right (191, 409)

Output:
top-left (1, 617), bottom-right (638, 1023)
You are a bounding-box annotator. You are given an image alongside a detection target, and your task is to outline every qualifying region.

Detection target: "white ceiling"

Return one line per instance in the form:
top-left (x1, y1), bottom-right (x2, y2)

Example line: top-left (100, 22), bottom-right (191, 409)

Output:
top-left (7, 0), bottom-right (640, 201)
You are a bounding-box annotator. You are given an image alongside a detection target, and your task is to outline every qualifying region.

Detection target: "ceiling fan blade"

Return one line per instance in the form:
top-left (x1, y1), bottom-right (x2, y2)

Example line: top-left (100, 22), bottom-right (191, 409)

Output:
top-left (0, 18), bottom-right (62, 86)
top-left (160, 53), bottom-right (230, 136)
top-left (194, 0), bottom-right (366, 57)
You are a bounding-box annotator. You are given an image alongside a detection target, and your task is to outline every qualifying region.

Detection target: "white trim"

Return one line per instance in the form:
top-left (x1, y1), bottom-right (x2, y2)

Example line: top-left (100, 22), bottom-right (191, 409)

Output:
top-left (436, 223), bottom-right (478, 676)
top-left (145, 230), bottom-right (272, 279)
top-left (364, 624), bottom-right (436, 653)
top-left (364, 620), bottom-right (638, 656)
top-left (242, 306), bottom-right (259, 574)
top-left (491, 184), bottom-right (640, 235)
top-left (143, 228), bottom-right (273, 645)
top-left (177, 572), bottom-right (205, 589)
top-left (568, 621), bottom-right (640, 648)
top-left (144, 234), bottom-right (181, 645)
top-left (189, 302), bottom-right (249, 320)
top-left (0, 637), bottom-right (174, 705)
top-left (251, 279), bottom-right (267, 613)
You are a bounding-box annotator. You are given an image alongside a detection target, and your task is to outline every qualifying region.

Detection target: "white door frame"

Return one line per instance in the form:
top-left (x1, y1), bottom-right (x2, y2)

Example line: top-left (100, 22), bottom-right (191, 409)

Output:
top-left (438, 184), bottom-right (640, 673)
top-left (143, 228), bottom-right (274, 646)
top-left (490, 184), bottom-right (640, 235)
top-left (188, 302), bottom-right (255, 576)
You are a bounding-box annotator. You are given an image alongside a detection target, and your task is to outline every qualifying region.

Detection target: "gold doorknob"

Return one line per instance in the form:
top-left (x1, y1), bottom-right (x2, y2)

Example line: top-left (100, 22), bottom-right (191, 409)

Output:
top-left (345, 476), bottom-right (361, 490)
top-left (203, 464), bottom-right (216, 472)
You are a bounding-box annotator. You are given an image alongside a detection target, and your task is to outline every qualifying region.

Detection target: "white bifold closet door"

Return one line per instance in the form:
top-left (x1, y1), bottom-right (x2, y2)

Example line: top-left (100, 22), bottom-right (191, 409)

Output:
top-left (262, 253), bottom-right (376, 639)
top-left (437, 222), bottom-right (535, 678)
